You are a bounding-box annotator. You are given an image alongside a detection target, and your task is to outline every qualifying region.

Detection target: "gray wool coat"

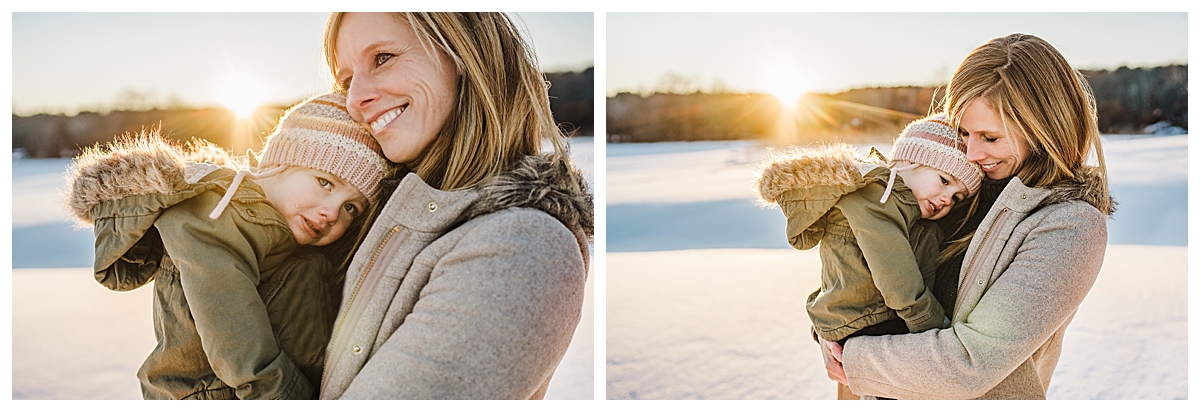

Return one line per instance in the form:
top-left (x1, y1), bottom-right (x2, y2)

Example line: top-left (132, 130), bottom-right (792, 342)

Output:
top-left (842, 168), bottom-right (1113, 399)
top-left (319, 154), bottom-right (593, 400)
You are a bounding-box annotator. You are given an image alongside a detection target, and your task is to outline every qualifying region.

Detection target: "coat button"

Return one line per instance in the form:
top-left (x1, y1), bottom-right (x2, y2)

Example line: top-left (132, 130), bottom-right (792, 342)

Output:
top-left (977, 279), bottom-right (985, 286)
top-left (428, 202), bottom-right (438, 212)
top-left (1021, 194), bottom-right (1027, 199)
top-left (352, 345), bottom-right (362, 354)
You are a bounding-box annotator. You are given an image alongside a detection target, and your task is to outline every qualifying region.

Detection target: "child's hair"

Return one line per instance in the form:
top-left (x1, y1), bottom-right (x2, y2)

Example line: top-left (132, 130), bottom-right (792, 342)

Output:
top-left (889, 114), bottom-right (983, 197)
top-left (257, 92), bottom-right (394, 204)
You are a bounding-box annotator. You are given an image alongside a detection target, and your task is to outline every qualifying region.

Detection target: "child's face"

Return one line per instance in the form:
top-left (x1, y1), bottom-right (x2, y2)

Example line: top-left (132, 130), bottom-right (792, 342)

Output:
top-left (261, 167), bottom-right (368, 246)
top-left (899, 165), bottom-right (968, 220)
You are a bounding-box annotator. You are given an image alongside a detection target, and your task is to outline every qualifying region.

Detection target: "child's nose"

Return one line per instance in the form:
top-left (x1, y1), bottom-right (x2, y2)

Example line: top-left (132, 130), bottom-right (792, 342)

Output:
top-left (318, 203), bottom-right (339, 223)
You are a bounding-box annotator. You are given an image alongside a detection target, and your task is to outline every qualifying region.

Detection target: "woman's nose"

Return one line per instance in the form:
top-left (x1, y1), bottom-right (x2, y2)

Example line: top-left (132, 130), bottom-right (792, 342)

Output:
top-left (345, 75), bottom-right (379, 118)
top-left (965, 136), bottom-right (986, 163)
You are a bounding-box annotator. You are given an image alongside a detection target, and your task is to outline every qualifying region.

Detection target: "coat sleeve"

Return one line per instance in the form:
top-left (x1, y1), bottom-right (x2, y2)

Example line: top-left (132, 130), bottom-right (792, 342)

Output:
top-left (260, 249), bottom-right (338, 392)
top-left (839, 191), bottom-right (945, 333)
top-left (155, 194), bottom-right (313, 400)
top-left (339, 209), bottom-right (587, 399)
top-left (841, 203), bottom-right (1107, 399)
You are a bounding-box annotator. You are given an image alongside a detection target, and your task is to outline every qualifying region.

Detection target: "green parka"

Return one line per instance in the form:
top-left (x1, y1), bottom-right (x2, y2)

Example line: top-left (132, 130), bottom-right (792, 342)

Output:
top-left (65, 137), bottom-right (336, 399)
top-left (754, 144), bottom-right (945, 342)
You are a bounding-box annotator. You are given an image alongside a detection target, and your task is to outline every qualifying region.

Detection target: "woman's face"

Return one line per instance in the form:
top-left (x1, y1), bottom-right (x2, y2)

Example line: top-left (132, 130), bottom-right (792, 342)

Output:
top-left (959, 98), bottom-right (1030, 180)
top-left (334, 13), bottom-right (460, 165)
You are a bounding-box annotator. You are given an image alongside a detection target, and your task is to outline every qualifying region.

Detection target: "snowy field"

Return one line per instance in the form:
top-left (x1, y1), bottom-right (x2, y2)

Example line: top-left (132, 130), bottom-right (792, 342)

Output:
top-left (9, 137), bottom-right (595, 400)
top-left (606, 135), bottom-right (1188, 399)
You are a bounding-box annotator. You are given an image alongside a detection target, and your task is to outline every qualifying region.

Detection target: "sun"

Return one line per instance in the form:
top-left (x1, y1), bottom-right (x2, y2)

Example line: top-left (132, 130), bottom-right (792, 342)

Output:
top-left (219, 75), bottom-right (267, 117)
top-left (762, 64), bottom-right (812, 109)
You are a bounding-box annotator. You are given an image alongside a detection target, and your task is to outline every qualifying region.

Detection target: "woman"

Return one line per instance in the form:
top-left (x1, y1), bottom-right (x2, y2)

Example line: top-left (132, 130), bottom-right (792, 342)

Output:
top-left (821, 33), bottom-right (1114, 399)
top-left (317, 13), bottom-right (592, 399)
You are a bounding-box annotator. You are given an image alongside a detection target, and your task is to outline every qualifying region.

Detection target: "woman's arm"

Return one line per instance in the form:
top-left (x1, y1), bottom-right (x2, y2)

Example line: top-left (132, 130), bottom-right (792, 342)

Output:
top-left (340, 209), bottom-right (587, 399)
top-left (840, 203), bottom-right (1106, 399)
top-left (157, 196), bottom-right (313, 400)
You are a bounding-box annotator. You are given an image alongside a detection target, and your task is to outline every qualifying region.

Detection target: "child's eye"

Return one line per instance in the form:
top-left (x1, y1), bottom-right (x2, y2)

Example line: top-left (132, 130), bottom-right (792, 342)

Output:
top-left (940, 176), bottom-right (950, 186)
top-left (375, 52), bottom-right (395, 67)
top-left (343, 203), bottom-right (360, 217)
top-left (318, 177), bottom-right (332, 189)
top-left (339, 76), bottom-right (352, 91)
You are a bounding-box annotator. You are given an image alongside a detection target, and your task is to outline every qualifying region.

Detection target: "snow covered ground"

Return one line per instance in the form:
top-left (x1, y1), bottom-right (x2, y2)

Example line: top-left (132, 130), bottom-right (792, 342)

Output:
top-left (9, 137), bottom-right (595, 400)
top-left (606, 135), bottom-right (1188, 399)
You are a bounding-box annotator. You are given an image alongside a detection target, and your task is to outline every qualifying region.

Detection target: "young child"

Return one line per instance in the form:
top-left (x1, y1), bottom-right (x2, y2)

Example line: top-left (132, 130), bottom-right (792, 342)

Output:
top-left (754, 114), bottom-right (982, 346)
top-left (65, 92), bottom-right (393, 399)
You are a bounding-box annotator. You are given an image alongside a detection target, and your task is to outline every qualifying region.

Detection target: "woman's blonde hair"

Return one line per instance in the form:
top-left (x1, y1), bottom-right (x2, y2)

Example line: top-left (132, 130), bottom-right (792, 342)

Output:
top-left (938, 33), bottom-right (1111, 260)
top-left (322, 12), bottom-right (573, 191)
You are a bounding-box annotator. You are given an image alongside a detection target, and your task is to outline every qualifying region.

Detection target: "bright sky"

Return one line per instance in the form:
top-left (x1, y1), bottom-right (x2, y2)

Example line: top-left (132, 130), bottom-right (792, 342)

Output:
top-left (12, 12), bottom-right (594, 115)
top-left (607, 13), bottom-right (1188, 97)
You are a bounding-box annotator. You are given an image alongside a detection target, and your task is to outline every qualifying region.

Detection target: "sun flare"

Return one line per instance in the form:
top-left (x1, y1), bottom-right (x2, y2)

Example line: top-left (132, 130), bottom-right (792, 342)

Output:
top-left (219, 76), bottom-right (267, 117)
top-left (762, 64), bottom-right (812, 109)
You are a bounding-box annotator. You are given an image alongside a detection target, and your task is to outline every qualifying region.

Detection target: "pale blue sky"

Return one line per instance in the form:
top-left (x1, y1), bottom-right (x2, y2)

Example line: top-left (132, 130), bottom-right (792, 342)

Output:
top-left (607, 13), bottom-right (1188, 96)
top-left (12, 12), bottom-right (594, 115)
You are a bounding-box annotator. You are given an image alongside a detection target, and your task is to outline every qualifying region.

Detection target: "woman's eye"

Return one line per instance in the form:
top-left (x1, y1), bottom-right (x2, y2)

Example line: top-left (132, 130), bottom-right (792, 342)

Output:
top-left (983, 135), bottom-right (999, 143)
top-left (318, 177), bottom-right (332, 189)
top-left (339, 76), bottom-right (352, 90)
top-left (941, 176), bottom-right (949, 185)
top-left (374, 52), bottom-right (395, 67)
top-left (343, 203), bottom-right (360, 216)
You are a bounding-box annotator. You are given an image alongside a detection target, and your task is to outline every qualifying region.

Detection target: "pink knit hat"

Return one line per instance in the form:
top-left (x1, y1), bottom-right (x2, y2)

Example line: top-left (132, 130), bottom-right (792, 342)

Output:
top-left (258, 92), bottom-right (392, 204)
top-left (890, 114), bottom-right (983, 197)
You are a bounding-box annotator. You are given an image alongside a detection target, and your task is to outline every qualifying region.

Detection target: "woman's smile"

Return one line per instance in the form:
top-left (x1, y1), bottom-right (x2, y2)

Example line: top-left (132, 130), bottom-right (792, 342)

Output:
top-left (335, 13), bottom-right (460, 164)
top-left (959, 98), bottom-right (1030, 180)
top-left (369, 105), bottom-right (406, 135)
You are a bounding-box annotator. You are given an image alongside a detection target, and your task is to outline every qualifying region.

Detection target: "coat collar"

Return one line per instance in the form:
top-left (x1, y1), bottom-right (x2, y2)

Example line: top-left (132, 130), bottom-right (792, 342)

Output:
top-left (383, 152), bottom-right (594, 243)
top-left (996, 166), bottom-right (1114, 216)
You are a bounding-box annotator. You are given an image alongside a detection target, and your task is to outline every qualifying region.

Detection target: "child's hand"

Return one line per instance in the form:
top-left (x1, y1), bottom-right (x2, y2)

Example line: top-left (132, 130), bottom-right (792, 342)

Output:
top-left (817, 335), bottom-right (848, 385)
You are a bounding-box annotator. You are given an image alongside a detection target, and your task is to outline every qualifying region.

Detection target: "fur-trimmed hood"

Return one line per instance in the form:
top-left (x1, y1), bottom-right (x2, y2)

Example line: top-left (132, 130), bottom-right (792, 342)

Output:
top-left (1038, 166), bottom-right (1116, 217)
top-left (753, 143), bottom-right (886, 205)
top-left (65, 132), bottom-right (241, 227)
top-left (752, 143), bottom-right (903, 251)
top-left (464, 153), bottom-right (595, 241)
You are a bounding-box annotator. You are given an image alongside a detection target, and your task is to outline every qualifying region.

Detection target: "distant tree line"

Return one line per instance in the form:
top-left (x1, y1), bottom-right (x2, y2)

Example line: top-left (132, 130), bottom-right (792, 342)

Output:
top-left (546, 67), bottom-right (594, 137)
top-left (12, 68), bottom-right (594, 159)
top-left (607, 64), bottom-right (1187, 143)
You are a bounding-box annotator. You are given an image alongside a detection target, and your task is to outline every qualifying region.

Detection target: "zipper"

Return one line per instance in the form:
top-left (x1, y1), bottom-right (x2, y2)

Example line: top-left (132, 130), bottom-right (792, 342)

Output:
top-left (953, 208), bottom-right (1010, 316)
top-left (319, 225), bottom-right (401, 396)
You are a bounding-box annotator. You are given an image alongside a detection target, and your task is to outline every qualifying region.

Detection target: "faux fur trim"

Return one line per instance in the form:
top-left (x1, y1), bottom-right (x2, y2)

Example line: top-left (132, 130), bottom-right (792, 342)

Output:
top-left (753, 143), bottom-right (871, 204)
top-left (464, 153), bottom-right (594, 240)
top-left (65, 130), bottom-right (238, 227)
top-left (1039, 166), bottom-right (1117, 216)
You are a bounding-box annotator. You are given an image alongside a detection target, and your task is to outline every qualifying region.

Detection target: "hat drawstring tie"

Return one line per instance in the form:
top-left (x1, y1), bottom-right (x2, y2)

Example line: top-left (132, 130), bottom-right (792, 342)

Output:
top-left (208, 165), bottom-right (287, 220)
top-left (880, 163), bottom-right (918, 204)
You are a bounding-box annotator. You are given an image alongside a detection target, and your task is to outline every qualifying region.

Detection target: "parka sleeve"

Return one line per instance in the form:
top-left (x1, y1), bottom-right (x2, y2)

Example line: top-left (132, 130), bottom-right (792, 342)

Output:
top-left (841, 203), bottom-right (1107, 399)
top-left (338, 209), bottom-right (587, 399)
top-left (155, 194), bottom-right (313, 400)
top-left (260, 249), bottom-right (338, 391)
top-left (839, 190), bottom-right (945, 333)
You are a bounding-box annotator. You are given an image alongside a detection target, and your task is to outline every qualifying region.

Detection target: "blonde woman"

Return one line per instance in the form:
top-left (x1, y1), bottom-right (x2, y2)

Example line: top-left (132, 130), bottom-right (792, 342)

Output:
top-left (317, 13), bottom-right (592, 399)
top-left (821, 33), bottom-right (1114, 399)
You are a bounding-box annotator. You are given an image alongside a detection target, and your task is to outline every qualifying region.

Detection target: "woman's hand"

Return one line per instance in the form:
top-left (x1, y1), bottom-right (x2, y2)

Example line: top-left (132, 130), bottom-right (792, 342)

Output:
top-left (818, 335), bottom-right (848, 385)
